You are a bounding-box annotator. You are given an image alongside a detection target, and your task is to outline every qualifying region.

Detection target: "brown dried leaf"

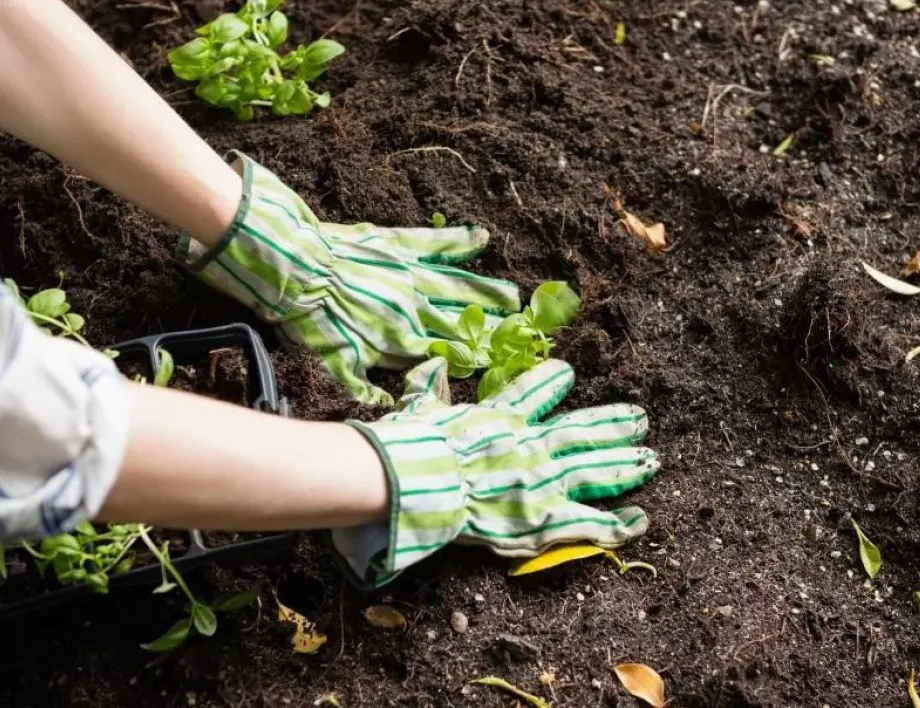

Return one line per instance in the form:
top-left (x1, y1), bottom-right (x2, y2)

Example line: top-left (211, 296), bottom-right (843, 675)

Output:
top-left (614, 663), bottom-right (666, 708)
top-left (902, 251), bottom-right (920, 277)
top-left (362, 605), bottom-right (407, 630)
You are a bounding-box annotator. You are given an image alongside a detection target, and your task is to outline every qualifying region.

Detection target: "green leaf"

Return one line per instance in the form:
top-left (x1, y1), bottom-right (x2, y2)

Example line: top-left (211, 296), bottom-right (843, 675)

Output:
top-left (74, 520), bottom-right (97, 537)
top-left (313, 91), bottom-right (331, 108)
top-left (530, 281), bottom-right (580, 333)
top-left (458, 305), bottom-right (486, 343)
top-left (62, 313), bottom-right (85, 333)
top-left (168, 37), bottom-right (212, 63)
top-left (427, 340), bottom-right (478, 378)
top-left (478, 366), bottom-right (510, 401)
top-left (430, 211), bottom-right (447, 228)
top-left (235, 104), bottom-right (256, 121)
top-left (85, 572), bottom-right (110, 594)
top-left (27, 289), bottom-right (69, 318)
top-left (153, 581), bottom-right (178, 594)
top-left (0, 546), bottom-right (7, 582)
top-left (211, 585), bottom-right (261, 612)
top-left (141, 618), bottom-right (192, 652)
top-left (287, 85), bottom-right (315, 114)
top-left (41, 534), bottom-right (82, 556)
top-left (489, 314), bottom-right (533, 361)
top-left (852, 520), bottom-right (881, 579)
top-left (211, 13), bottom-right (250, 43)
top-left (773, 133), bottom-right (796, 157)
top-left (302, 39), bottom-right (346, 65)
top-left (192, 604), bottom-right (218, 637)
top-left (266, 10), bottom-right (289, 47)
top-left (154, 348), bottom-right (174, 388)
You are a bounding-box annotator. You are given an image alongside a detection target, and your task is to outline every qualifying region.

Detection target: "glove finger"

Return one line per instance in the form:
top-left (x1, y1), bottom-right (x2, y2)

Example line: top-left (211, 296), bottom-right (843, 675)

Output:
top-left (531, 404), bottom-right (649, 457)
top-left (548, 446), bottom-right (659, 503)
top-left (394, 357), bottom-right (451, 413)
top-left (412, 262), bottom-right (521, 315)
top-left (319, 222), bottom-right (489, 263)
top-left (277, 308), bottom-right (393, 406)
top-left (465, 501), bottom-right (648, 557)
top-left (483, 359), bottom-right (573, 423)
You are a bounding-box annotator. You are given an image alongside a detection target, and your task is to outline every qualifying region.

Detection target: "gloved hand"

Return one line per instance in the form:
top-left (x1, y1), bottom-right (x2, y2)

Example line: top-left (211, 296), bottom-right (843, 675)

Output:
top-left (333, 357), bottom-right (660, 587)
top-left (177, 151), bottom-right (520, 405)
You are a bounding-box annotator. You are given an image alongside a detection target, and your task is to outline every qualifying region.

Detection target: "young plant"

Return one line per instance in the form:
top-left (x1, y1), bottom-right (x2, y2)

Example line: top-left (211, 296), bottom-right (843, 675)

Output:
top-left (168, 0), bottom-right (345, 120)
top-left (428, 281), bottom-right (581, 400)
top-left (4, 277), bottom-right (89, 346)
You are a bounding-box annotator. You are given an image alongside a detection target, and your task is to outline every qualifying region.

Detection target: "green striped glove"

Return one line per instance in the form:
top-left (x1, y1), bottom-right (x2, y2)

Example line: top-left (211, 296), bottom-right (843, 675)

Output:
top-left (177, 151), bottom-right (520, 405)
top-left (333, 357), bottom-right (660, 588)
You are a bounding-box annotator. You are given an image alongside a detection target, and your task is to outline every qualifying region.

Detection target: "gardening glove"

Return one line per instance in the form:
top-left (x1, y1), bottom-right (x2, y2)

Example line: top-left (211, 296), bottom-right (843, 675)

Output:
top-left (177, 151), bottom-right (520, 405)
top-left (332, 357), bottom-right (660, 588)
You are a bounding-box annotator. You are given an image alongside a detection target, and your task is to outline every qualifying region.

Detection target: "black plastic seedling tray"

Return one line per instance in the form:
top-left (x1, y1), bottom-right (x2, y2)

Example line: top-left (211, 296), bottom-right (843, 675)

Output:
top-left (0, 323), bottom-right (298, 619)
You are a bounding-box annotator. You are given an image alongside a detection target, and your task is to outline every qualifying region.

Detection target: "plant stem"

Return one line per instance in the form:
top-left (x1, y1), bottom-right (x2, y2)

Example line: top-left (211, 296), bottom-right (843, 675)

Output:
top-left (138, 528), bottom-right (198, 605)
top-left (26, 311), bottom-right (92, 347)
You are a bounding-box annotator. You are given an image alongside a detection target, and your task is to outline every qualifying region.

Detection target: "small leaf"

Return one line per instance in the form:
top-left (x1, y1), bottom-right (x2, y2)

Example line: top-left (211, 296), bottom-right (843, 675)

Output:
top-left (892, 0), bottom-right (917, 10)
top-left (362, 605), bottom-right (407, 630)
top-left (153, 581), bottom-right (178, 594)
top-left (862, 261), bottom-right (920, 295)
top-left (0, 546), bottom-right (7, 582)
top-left (808, 54), bottom-right (835, 67)
top-left (210, 13), bottom-right (250, 43)
top-left (617, 208), bottom-right (668, 252)
top-left (614, 663), bottom-right (666, 708)
top-left (192, 604), bottom-right (218, 637)
top-left (313, 695), bottom-right (344, 707)
top-left (852, 520), bottom-right (881, 579)
top-left (302, 39), bottom-right (346, 65)
top-left (427, 340), bottom-right (477, 378)
top-left (266, 10), bottom-right (289, 47)
top-left (773, 133), bottom-right (796, 156)
top-left (154, 348), bottom-right (175, 387)
top-left (62, 313), bottom-right (85, 333)
top-left (478, 365), bottom-right (510, 401)
top-left (273, 590), bottom-right (328, 653)
top-left (140, 618), bottom-right (192, 652)
top-left (530, 281), bottom-right (581, 333)
top-left (615, 22), bottom-right (626, 45)
top-left (212, 585), bottom-right (261, 612)
top-left (458, 304), bottom-right (486, 342)
top-left (910, 669), bottom-right (920, 708)
top-left (27, 289), bottom-right (68, 318)
top-left (430, 211), bottom-right (447, 228)
top-left (509, 543), bottom-right (607, 576)
top-left (471, 677), bottom-right (549, 708)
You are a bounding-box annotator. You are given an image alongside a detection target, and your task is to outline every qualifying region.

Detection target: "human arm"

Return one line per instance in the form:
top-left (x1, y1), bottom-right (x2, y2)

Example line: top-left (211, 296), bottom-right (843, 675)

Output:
top-left (101, 384), bottom-right (387, 530)
top-left (0, 0), bottom-right (239, 248)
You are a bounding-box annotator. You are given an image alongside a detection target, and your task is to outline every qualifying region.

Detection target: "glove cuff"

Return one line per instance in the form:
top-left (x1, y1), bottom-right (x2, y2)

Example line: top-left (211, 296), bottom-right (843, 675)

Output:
top-left (333, 419), bottom-right (466, 587)
top-left (174, 151), bottom-right (328, 324)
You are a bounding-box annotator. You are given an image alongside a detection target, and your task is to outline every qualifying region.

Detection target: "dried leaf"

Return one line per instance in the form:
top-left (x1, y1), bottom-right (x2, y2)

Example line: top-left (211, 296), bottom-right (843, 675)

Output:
top-left (613, 663), bottom-right (666, 708)
top-left (273, 590), bottom-right (327, 654)
top-left (471, 677), bottom-right (550, 708)
top-left (808, 54), bottom-right (835, 67)
top-left (621, 211), bottom-right (668, 251)
top-left (862, 261), bottom-right (920, 296)
top-left (901, 251), bottom-right (920, 277)
top-left (773, 133), bottom-right (796, 156)
top-left (614, 22), bottom-right (626, 45)
top-left (906, 345), bottom-right (920, 362)
top-left (892, 0), bottom-right (917, 11)
top-left (852, 520), bottom-right (882, 579)
top-left (314, 695), bottom-right (344, 708)
top-left (539, 671), bottom-right (556, 686)
top-left (362, 605), bottom-right (407, 630)
top-left (910, 669), bottom-right (920, 708)
top-left (509, 543), bottom-right (607, 576)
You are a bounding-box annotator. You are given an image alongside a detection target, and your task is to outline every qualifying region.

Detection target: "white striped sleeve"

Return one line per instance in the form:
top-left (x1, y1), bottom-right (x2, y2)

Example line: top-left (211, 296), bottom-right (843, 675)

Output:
top-left (0, 282), bottom-right (130, 542)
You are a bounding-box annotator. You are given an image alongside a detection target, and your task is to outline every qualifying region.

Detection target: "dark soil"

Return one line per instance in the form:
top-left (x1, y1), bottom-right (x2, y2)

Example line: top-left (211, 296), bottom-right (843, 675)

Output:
top-left (169, 346), bottom-right (250, 404)
top-left (1, 0), bottom-right (919, 705)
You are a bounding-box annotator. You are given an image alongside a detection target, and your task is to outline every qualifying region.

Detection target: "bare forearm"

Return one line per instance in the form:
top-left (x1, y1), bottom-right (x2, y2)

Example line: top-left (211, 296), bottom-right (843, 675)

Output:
top-left (0, 0), bottom-right (239, 247)
top-left (98, 385), bottom-right (388, 530)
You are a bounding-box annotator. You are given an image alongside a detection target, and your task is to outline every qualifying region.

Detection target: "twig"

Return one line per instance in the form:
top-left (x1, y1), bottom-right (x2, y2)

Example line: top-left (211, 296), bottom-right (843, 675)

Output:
top-left (455, 45), bottom-right (478, 87)
top-left (509, 179), bottom-right (523, 207)
top-left (482, 40), bottom-right (494, 105)
top-left (386, 27), bottom-right (412, 42)
top-left (61, 182), bottom-right (97, 241)
top-left (388, 146), bottom-right (477, 173)
top-left (777, 27), bottom-right (794, 62)
top-left (321, 0), bottom-right (361, 39)
top-left (16, 199), bottom-right (27, 257)
top-left (700, 83), bottom-right (770, 130)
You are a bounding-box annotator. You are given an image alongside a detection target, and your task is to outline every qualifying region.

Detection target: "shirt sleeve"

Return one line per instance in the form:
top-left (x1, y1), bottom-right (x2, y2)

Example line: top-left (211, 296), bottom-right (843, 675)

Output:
top-left (0, 282), bottom-right (130, 543)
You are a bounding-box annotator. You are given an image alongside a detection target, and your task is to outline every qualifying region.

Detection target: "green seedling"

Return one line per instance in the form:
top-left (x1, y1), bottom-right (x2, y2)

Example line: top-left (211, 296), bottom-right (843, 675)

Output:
top-left (430, 211), bottom-right (447, 228)
top-left (427, 281), bottom-right (581, 400)
top-left (154, 348), bottom-right (175, 387)
top-left (168, 0), bottom-right (345, 120)
top-left (4, 277), bottom-right (89, 347)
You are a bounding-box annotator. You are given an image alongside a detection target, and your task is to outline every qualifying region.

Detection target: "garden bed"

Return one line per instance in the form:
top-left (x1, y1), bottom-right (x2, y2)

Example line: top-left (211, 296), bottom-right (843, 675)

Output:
top-left (1, 0), bottom-right (919, 705)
